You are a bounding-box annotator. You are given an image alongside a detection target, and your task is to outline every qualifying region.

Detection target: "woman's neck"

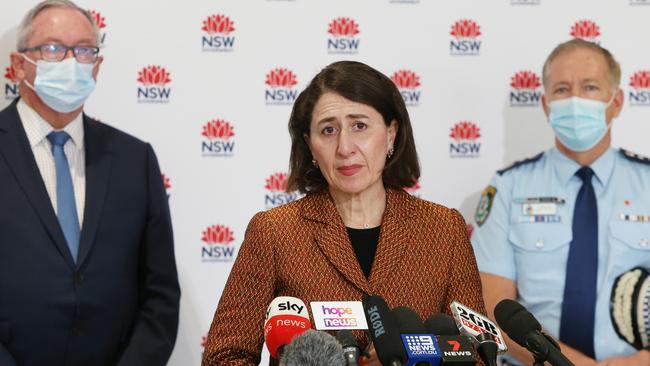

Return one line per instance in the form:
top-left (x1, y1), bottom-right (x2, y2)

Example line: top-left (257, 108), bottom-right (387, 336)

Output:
top-left (329, 184), bottom-right (387, 229)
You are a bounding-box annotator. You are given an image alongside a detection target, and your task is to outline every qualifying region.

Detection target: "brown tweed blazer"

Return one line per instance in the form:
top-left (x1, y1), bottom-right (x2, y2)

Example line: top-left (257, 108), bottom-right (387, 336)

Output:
top-left (202, 189), bottom-right (486, 365)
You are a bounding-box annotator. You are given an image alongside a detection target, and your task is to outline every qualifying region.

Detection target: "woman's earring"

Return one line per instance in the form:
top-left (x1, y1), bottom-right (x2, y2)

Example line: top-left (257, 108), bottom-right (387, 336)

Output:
top-left (312, 158), bottom-right (319, 167)
top-left (387, 148), bottom-right (395, 159)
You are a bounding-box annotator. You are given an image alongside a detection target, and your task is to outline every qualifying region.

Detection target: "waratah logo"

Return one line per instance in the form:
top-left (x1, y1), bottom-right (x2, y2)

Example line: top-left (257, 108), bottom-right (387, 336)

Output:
top-left (391, 70), bottom-right (421, 106)
top-left (265, 68), bottom-right (299, 105)
top-left (628, 70), bottom-right (650, 106)
top-left (450, 19), bottom-right (482, 55)
top-left (449, 121), bottom-right (481, 158)
top-left (265, 172), bottom-right (300, 209)
top-left (4, 65), bottom-right (19, 100)
top-left (201, 224), bottom-right (237, 262)
top-left (327, 17), bottom-right (360, 54)
top-left (161, 173), bottom-right (171, 198)
top-left (202, 14), bottom-right (236, 51)
top-left (136, 65), bottom-right (171, 103)
top-left (509, 71), bottom-right (542, 106)
top-left (88, 9), bottom-right (107, 46)
top-left (201, 119), bottom-right (236, 157)
top-left (570, 20), bottom-right (600, 42)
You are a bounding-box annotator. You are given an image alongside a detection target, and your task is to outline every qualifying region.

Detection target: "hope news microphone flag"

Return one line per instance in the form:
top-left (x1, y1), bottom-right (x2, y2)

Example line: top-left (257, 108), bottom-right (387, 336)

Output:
top-left (362, 295), bottom-right (407, 366)
top-left (494, 299), bottom-right (575, 366)
top-left (279, 329), bottom-right (345, 366)
top-left (264, 296), bottom-right (311, 359)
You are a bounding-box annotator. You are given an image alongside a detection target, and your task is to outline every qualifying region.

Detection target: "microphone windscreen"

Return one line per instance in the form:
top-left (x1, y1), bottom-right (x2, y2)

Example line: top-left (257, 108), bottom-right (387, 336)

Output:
top-left (424, 314), bottom-right (460, 335)
top-left (279, 329), bottom-right (345, 366)
top-left (362, 295), bottom-right (407, 365)
top-left (494, 299), bottom-right (541, 346)
top-left (335, 329), bottom-right (358, 349)
top-left (392, 306), bottom-right (427, 333)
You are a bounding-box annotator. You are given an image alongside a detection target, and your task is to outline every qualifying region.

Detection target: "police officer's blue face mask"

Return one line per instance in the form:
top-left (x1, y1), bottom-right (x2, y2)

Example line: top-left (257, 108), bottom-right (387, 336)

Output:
top-left (547, 93), bottom-right (616, 152)
top-left (22, 54), bottom-right (96, 113)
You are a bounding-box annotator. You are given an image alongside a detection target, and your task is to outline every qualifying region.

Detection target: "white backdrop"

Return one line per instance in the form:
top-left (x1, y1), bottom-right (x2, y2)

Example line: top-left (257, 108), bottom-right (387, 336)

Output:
top-left (1, 1), bottom-right (650, 365)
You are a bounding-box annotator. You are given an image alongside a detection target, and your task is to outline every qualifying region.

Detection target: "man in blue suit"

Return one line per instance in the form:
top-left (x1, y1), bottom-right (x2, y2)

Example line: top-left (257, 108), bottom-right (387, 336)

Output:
top-left (0, 1), bottom-right (180, 365)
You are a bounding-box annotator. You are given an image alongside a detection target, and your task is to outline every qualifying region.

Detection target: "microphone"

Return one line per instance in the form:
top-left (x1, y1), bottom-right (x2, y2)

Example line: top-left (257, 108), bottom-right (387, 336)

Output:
top-left (362, 295), bottom-right (407, 366)
top-left (392, 306), bottom-right (440, 366)
top-left (264, 296), bottom-right (312, 359)
top-left (279, 329), bottom-right (345, 366)
top-left (450, 301), bottom-right (506, 366)
top-left (335, 329), bottom-right (361, 366)
top-left (494, 299), bottom-right (575, 366)
top-left (425, 314), bottom-right (477, 366)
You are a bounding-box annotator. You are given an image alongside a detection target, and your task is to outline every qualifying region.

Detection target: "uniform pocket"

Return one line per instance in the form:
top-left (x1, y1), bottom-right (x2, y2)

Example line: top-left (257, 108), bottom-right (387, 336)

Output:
top-left (509, 223), bottom-right (572, 252)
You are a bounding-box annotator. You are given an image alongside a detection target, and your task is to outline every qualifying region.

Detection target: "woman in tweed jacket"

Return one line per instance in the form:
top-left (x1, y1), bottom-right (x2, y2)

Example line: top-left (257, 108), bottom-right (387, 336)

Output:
top-left (203, 61), bottom-right (486, 366)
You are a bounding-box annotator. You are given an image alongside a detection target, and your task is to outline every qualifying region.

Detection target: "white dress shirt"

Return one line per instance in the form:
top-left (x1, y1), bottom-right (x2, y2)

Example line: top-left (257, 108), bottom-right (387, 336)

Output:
top-left (16, 99), bottom-right (86, 227)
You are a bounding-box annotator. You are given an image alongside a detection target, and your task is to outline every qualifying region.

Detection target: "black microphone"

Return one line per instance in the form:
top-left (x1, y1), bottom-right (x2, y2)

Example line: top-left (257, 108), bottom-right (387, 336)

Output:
top-left (279, 329), bottom-right (345, 366)
top-left (335, 330), bottom-right (360, 366)
top-left (393, 306), bottom-right (440, 366)
top-left (494, 299), bottom-right (575, 366)
top-left (362, 295), bottom-right (407, 366)
top-left (425, 314), bottom-right (477, 366)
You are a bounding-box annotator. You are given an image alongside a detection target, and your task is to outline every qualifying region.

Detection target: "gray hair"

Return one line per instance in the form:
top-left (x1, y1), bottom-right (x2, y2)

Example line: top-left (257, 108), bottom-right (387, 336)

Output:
top-left (16, 0), bottom-right (100, 50)
top-left (542, 38), bottom-right (621, 90)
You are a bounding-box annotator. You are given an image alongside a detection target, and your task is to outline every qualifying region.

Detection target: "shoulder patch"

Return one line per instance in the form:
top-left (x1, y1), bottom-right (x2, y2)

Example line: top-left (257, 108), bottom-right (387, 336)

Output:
top-left (475, 185), bottom-right (497, 227)
top-left (620, 149), bottom-right (650, 165)
top-left (497, 152), bottom-right (544, 176)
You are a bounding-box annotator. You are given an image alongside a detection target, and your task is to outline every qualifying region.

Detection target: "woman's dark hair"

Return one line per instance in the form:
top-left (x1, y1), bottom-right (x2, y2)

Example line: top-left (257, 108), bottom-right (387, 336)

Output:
top-left (286, 60), bottom-right (420, 194)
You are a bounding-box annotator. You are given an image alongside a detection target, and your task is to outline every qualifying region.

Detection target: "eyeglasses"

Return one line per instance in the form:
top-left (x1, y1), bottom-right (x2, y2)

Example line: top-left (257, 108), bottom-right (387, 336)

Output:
top-left (21, 44), bottom-right (100, 64)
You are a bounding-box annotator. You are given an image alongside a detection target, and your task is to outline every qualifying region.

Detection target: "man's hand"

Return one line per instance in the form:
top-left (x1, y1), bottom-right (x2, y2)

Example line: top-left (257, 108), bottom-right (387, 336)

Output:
top-left (596, 350), bottom-right (650, 366)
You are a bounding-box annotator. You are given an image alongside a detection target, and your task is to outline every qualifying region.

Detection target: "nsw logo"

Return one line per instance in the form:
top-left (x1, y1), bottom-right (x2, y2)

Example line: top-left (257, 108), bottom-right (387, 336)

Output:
top-left (450, 19), bottom-right (482, 55)
top-left (137, 65), bottom-right (171, 103)
top-left (570, 20), bottom-right (600, 43)
top-left (628, 71), bottom-right (650, 106)
top-left (201, 119), bottom-right (235, 157)
top-left (265, 172), bottom-right (300, 209)
top-left (4, 65), bottom-right (19, 100)
top-left (327, 17), bottom-right (360, 54)
top-left (88, 9), bottom-right (107, 47)
top-left (201, 224), bottom-right (237, 262)
top-left (265, 68), bottom-right (298, 105)
top-left (509, 71), bottom-right (542, 106)
top-left (201, 14), bottom-right (235, 52)
top-left (391, 69), bottom-right (421, 106)
top-left (449, 121), bottom-right (481, 158)
top-left (161, 173), bottom-right (171, 198)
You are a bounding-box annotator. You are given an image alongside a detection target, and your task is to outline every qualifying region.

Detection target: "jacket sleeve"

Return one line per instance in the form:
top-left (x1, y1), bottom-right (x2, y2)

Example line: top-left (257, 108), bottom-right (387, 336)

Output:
top-left (116, 144), bottom-right (181, 366)
top-left (443, 209), bottom-right (488, 317)
top-left (202, 211), bottom-right (278, 366)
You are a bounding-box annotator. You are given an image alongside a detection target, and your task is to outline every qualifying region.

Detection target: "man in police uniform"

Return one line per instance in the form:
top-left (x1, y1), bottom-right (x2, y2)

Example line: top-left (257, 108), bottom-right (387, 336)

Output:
top-left (472, 38), bottom-right (650, 365)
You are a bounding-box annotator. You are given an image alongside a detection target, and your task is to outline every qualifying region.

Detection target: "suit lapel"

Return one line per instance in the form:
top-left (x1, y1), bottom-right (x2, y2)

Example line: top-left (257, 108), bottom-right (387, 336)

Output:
top-left (302, 192), bottom-right (371, 294)
top-left (0, 100), bottom-right (76, 269)
top-left (368, 189), bottom-right (414, 290)
top-left (77, 116), bottom-right (111, 267)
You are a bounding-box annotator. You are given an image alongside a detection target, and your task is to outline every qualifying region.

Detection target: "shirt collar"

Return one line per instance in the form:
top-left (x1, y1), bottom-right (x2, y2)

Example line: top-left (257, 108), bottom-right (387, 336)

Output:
top-left (16, 99), bottom-right (85, 150)
top-left (550, 146), bottom-right (616, 189)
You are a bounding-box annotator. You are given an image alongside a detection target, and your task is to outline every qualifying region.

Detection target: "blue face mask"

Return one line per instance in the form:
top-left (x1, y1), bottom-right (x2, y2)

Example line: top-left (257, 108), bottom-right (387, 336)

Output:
top-left (547, 94), bottom-right (616, 152)
top-left (23, 55), bottom-right (96, 113)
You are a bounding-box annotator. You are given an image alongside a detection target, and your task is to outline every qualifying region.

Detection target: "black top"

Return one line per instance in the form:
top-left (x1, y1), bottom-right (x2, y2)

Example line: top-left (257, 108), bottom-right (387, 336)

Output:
top-left (346, 226), bottom-right (381, 278)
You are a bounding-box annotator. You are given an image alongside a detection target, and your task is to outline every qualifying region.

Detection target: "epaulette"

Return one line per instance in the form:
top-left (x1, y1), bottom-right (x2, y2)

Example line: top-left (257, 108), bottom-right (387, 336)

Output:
top-left (497, 152), bottom-right (544, 176)
top-left (620, 149), bottom-right (650, 165)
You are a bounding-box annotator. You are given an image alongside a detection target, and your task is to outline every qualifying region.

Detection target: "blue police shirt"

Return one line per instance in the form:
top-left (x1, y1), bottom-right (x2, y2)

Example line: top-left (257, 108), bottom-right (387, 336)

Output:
top-left (471, 147), bottom-right (650, 362)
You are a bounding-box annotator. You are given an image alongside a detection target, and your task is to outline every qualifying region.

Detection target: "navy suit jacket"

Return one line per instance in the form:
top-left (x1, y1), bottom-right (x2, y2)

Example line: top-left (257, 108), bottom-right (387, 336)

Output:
top-left (0, 99), bottom-right (180, 366)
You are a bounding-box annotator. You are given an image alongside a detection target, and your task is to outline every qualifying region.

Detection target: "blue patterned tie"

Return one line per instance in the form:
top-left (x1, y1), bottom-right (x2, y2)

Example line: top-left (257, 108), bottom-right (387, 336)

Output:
top-left (559, 166), bottom-right (598, 357)
top-left (47, 131), bottom-right (80, 263)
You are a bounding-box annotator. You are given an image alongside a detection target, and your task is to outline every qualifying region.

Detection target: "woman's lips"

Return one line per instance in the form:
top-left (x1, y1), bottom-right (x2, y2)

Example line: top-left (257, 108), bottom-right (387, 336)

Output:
top-left (337, 164), bottom-right (362, 176)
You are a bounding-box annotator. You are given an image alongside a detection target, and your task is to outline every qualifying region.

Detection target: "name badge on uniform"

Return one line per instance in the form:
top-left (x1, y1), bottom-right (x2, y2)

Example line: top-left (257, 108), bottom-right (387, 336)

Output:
top-left (620, 214), bottom-right (650, 222)
top-left (518, 215), bottom-right (561, 223)
top-left (514, 197), bottom-right (566, 204)
top-left (522, 203), bottom-right (557, 216)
